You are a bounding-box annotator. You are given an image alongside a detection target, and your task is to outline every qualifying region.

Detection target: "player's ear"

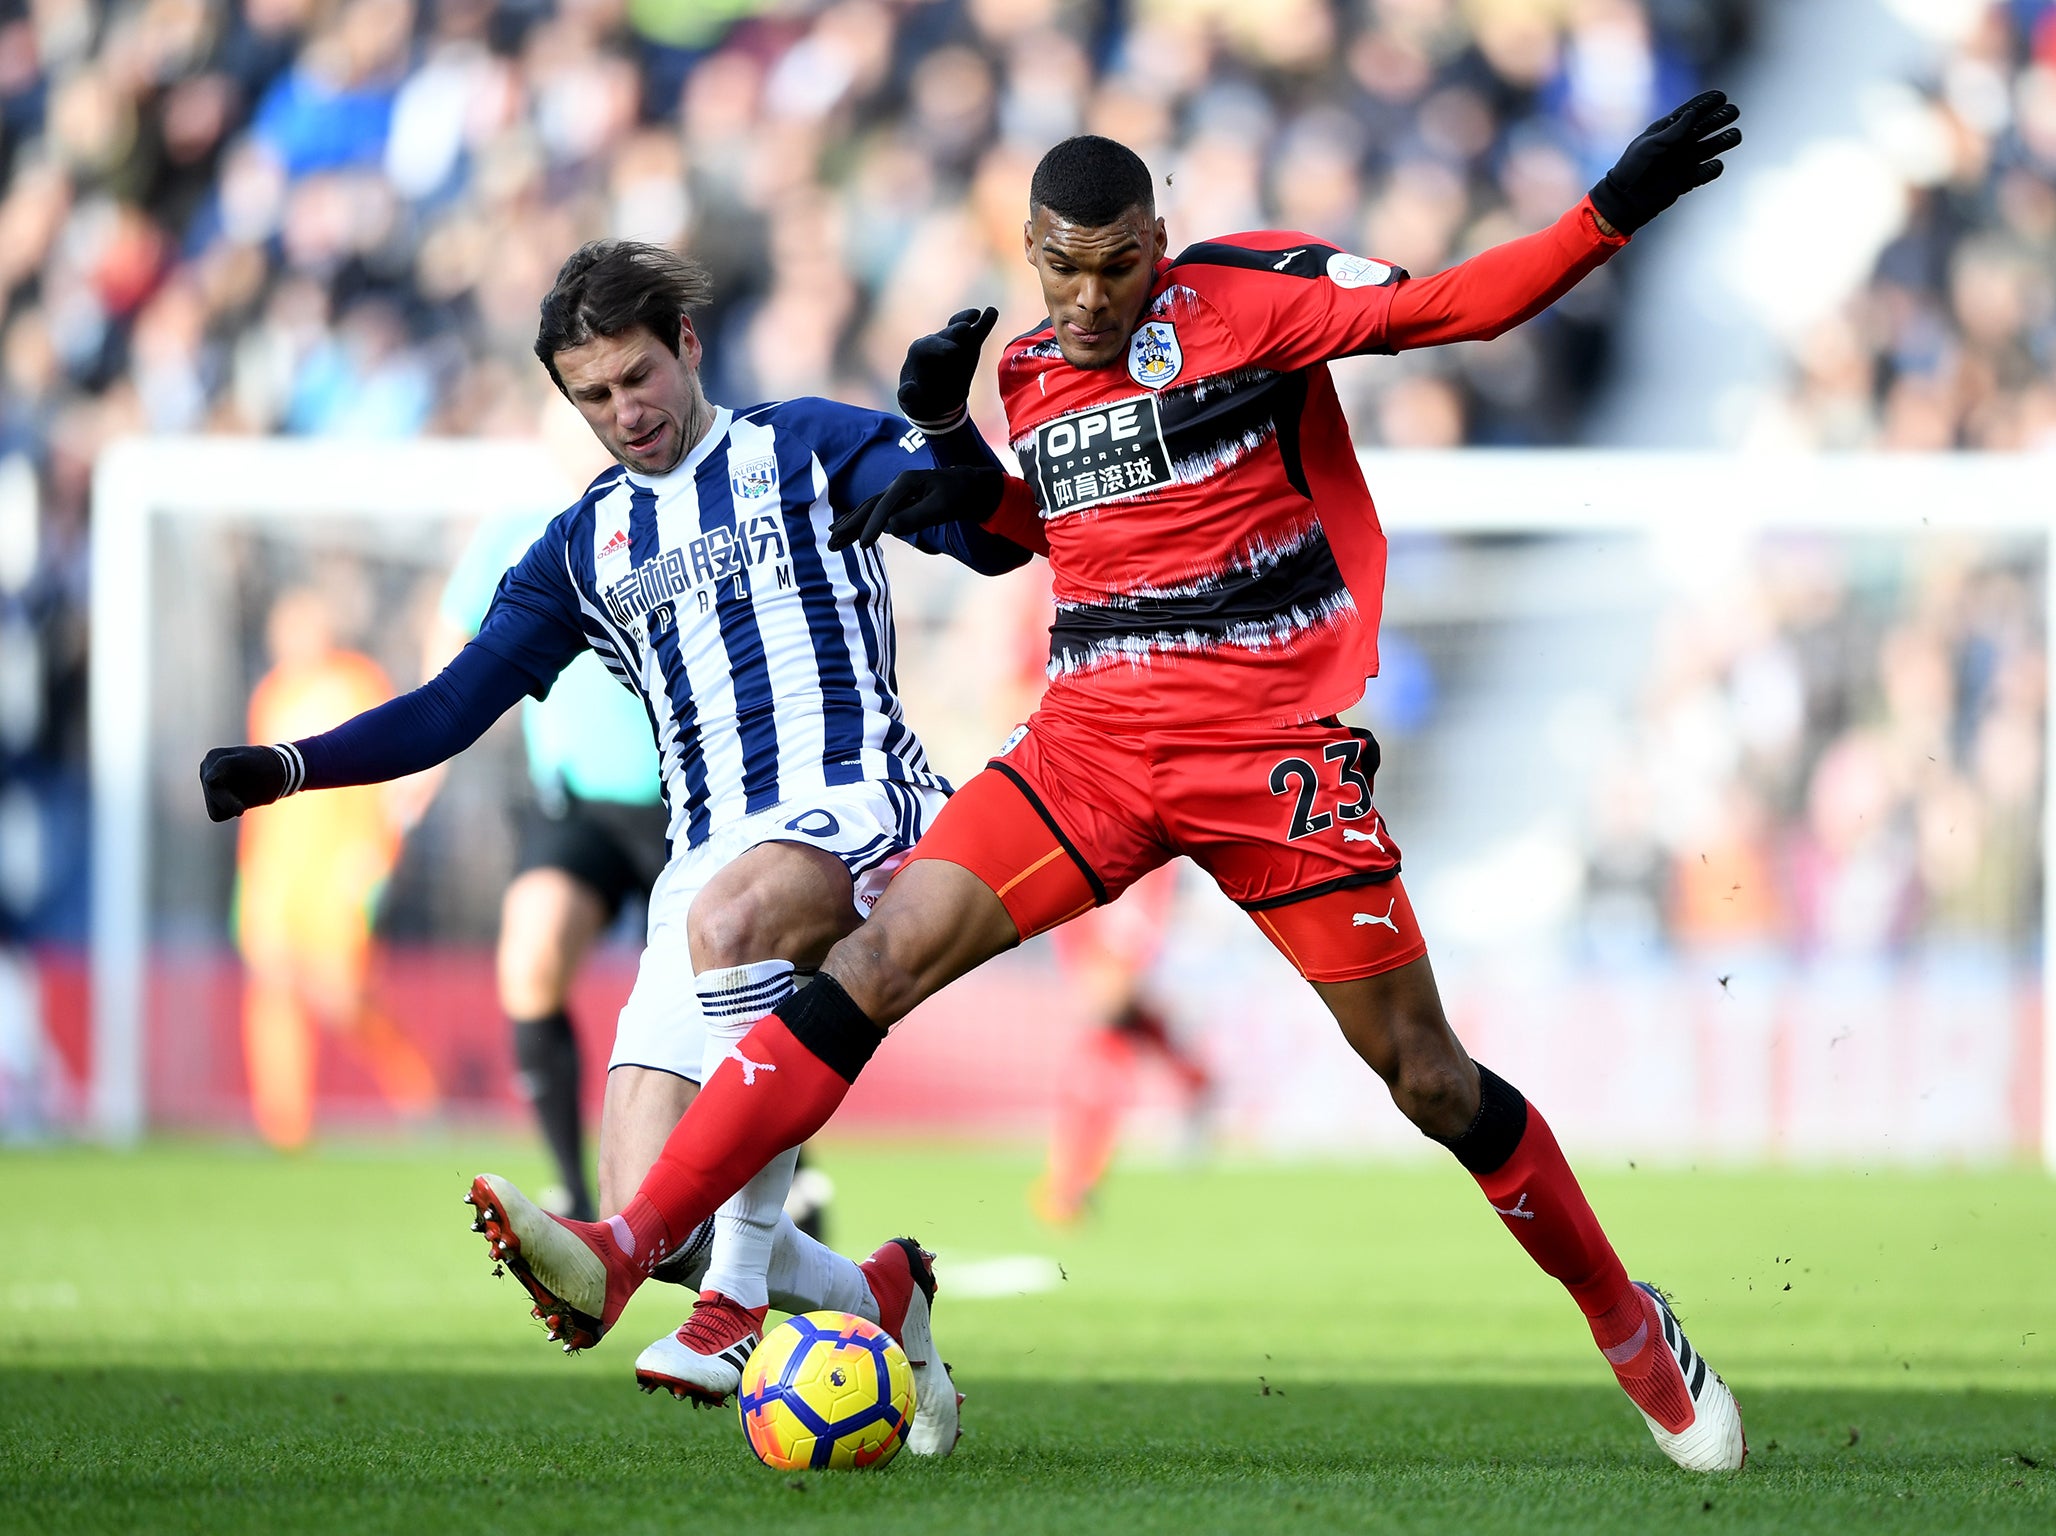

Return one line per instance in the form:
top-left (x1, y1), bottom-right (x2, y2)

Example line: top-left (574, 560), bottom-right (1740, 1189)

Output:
top-left (678, 314), bottom-right (703, 368)
top-left (1022, 216), bottom-right (1037, 267)
top-left (1152, 216), bottom-right (1167, 262)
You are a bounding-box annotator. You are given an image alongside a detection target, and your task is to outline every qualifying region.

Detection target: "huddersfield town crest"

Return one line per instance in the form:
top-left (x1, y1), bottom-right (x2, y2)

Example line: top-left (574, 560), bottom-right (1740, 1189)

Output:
top-left (1127, 321), bottom-right (1182, 389)
top-left (731, 455), bottom-right (778, 500)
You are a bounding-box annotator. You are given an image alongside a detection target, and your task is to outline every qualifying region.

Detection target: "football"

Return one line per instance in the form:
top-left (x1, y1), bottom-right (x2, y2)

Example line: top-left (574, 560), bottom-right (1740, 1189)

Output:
top-left (736, 1311), bottom-right (916, 1471)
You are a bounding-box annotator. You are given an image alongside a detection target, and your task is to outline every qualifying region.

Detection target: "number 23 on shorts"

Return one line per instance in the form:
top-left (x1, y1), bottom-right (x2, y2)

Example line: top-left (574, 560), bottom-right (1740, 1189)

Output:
top-left (1268, 732), bottom-right (1380, 842)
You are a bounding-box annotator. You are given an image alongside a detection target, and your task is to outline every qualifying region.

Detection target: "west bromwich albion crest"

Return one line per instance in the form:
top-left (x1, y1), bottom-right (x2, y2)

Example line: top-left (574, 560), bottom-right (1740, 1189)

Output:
top-left (1127, 321), bottom-right (1182, 389)
top-left (731, 455), bottom-right (778, 500)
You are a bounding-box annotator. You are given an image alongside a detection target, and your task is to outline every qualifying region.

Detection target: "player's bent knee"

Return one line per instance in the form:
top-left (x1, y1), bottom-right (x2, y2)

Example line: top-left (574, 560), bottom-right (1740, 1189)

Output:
top-left (1392, 1053), bottom-right (1479, 1139)
top-left (687, 843), bottom-right (858, 970)
top-left (687, 889), bottom-right (772, 970)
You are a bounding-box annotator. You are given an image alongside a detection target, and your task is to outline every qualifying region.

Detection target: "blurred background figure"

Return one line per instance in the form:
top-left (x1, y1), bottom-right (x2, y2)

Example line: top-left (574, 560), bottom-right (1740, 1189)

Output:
top-left (421, 510), bottom-right (666, 1220)
top-left (1032, 860), bottom-right (1209, 1227)
top-left (235, 585), bottom-right (435, 1148)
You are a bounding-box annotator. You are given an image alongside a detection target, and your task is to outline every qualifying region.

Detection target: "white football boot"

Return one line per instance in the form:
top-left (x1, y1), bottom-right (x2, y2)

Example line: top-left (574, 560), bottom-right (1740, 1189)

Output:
top-left (1631, 1282), bottom-right (1746, 1471)
top-left (860, 1237), bottom-right (962, 1456)
top-left (635, 1290), bottom-right (764, 1407)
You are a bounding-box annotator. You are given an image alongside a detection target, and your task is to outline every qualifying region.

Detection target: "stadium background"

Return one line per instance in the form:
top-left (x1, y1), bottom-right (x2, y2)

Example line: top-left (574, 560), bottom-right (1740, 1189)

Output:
top-left (0, 0), bottom-right (2049, 1167)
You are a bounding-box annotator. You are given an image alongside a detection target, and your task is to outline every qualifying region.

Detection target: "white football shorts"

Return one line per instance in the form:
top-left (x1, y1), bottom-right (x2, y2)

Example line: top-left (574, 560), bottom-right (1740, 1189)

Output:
top-left (607, 778), bottom-right (947, 1080)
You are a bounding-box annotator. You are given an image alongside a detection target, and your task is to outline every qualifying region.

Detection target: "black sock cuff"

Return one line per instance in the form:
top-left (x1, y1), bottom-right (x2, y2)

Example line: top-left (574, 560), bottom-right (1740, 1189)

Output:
top-left (775, 974), bottom-right (883, 1084)
top-left (512, 1008), bottom-right (574, 1040)
top-left (1435, 1063), bottom-right (1529, 1176)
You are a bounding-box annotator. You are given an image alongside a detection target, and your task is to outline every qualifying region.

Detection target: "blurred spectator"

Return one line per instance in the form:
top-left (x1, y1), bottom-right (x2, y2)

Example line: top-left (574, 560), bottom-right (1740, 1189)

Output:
top-left (1580, 536), bottom-right (2044, 961)
top-left (1779, 1), bottom-right (2056, 450)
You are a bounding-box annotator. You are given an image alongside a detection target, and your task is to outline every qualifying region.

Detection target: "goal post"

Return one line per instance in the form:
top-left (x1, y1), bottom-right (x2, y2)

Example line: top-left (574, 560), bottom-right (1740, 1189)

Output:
top-left (87, 436), bottom-right (573, 1144)
top-left (85, 441), bottom-right (2052, 1165)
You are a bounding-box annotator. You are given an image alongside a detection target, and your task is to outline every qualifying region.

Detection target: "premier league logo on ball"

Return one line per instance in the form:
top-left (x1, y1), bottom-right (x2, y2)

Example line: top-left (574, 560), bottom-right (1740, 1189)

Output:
top-left (1127, 321), bottom-right (1182, 389)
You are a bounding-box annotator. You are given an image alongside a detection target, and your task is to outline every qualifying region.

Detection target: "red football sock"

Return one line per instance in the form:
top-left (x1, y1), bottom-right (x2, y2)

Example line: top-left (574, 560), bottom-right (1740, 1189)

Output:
top-left (619, 986), bottom-right (880, 1265)
top-left (1471, 1103), bottom-right (1635, 1329)
top-left (1456, 1074), bottom-right (1694, 1430)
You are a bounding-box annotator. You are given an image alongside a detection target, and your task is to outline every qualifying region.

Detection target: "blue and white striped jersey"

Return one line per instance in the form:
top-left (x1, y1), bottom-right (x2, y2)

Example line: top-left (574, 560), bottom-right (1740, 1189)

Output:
top-left (469, 397), bottom-right (1032, 849)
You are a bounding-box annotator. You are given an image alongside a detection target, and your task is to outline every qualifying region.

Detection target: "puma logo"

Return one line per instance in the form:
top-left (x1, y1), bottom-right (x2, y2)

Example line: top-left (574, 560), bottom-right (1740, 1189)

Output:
top-left (1273, 248), bottom-right (1307, 270)
top-left (1343, 815), bottom-right (1387, 850)
top-left (726, 1046), bottom-right (778, 1086)
top-left (1492, 1192), bottom-right (1536, 1221)
top-left (1352, 899), bottom-right (1399, 932)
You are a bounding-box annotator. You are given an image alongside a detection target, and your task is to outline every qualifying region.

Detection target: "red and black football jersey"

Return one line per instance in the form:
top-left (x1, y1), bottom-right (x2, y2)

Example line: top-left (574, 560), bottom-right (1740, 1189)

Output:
top-left (997, 198), bottom-right (1626, 727)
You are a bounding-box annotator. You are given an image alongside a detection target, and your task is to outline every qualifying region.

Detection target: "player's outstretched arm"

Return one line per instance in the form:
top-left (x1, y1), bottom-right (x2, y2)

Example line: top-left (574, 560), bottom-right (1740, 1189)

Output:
top-left (198, 642), bottom-right (534, 822)
top-left (1386, 89), bottom-right (1740, 351)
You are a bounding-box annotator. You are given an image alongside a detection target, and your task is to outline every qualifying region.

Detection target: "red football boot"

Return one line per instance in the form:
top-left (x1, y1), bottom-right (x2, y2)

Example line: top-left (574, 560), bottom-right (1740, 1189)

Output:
top-left (465, 1173), bottom-right (647, 1352)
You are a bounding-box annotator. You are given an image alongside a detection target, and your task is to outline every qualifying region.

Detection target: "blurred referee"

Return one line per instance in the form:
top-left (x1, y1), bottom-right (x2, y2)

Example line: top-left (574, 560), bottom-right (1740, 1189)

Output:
top-left (430, 513), bottom-right (665, 1224)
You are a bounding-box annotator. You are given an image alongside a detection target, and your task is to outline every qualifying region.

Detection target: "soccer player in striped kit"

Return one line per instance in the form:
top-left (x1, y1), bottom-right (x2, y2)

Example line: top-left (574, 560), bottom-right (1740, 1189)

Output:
top-left (461, 97), bottom-right (1752, 1473)
top-left (200, 241), bottom-right (1048, 1451)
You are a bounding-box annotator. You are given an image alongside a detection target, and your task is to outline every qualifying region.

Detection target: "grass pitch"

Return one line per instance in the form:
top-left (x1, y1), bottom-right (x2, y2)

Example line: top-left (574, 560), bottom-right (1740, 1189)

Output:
top-left (3, 1141), bottom-right (2051, 1534)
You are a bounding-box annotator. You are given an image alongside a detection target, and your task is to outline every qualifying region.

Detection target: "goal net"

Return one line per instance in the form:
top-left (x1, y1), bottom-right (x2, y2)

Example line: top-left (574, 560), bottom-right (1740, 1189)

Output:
top-left (78, 441), bottom-right (2050, 1166)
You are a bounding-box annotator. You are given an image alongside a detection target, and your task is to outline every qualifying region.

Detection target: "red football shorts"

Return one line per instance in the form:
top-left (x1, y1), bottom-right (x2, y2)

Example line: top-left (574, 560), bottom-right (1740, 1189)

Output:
top-left (909, 704), bottom-right (1426, 983)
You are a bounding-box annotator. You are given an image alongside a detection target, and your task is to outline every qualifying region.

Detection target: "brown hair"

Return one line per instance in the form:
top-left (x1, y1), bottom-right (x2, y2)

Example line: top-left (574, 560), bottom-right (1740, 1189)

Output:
top-left (534, 240), bottom-right (714, 392)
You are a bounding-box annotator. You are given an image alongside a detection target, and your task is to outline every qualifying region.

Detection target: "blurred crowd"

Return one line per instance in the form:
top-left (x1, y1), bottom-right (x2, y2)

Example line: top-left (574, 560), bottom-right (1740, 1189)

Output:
top-left (0, 0), bottom-right (1761, 941)
top-left (1583, 536), bottom-right (2044, 961)
top-left (1780, 0), bottom-right (2056, 449)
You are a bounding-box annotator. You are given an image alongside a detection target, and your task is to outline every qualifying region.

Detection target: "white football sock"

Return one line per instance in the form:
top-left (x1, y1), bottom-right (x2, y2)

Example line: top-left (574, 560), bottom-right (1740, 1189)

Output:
top-left (696, 961), bottom-right (799, 1311)
top-left (768, 1210), bottom-right (878, 1321)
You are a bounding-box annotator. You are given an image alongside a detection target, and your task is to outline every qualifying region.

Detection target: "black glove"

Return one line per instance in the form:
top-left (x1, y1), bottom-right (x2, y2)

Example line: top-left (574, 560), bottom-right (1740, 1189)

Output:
top-left (828, 467), bottom-right (1005, 552)
top-left (1588, 89), bottom-right (1742, 234)
top-left (897, 307), bottom-right (999, 432)
top-left (200, 745), bottom-right (289, 822)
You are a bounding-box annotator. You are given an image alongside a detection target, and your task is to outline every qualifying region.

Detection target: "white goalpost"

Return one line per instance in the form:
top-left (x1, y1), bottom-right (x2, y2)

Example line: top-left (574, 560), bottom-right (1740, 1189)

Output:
top-left (87, 441), bottom-right (2054, 1165)
top-left (87, 436), bottom-right (575, 1144)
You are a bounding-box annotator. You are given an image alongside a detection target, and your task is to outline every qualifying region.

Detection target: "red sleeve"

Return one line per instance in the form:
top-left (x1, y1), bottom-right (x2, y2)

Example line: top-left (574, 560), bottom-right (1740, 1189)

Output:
top-left (1385, 197), bottom-right (1629, 351)
top-left (1172, 232), bottom-right (1406, 373)
top-left (980, 476), bottom-right (1048, 558)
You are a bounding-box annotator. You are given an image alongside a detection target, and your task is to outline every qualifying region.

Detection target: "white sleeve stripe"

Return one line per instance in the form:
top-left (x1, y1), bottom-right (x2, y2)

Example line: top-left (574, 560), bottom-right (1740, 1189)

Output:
top-left (269, 742), bottom-right (305, 796)
top-left (903, 404), bottom-right (968, 434)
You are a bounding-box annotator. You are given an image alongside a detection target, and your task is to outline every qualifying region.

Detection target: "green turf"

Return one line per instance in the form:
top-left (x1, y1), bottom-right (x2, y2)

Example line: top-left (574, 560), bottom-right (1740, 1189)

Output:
top-left (2, 1142), bottom-right (2051, 1534)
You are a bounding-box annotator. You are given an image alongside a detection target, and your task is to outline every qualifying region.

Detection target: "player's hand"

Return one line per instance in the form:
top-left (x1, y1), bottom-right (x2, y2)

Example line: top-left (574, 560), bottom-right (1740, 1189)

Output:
top-left (828, 467), bottom-right (1006, 551)
top-left (1589, 89), bottom-right (1741, 234)
top-left (199, 745), bottom-right (287, 822)
top-left (897, 307), bottom-right (999, 432)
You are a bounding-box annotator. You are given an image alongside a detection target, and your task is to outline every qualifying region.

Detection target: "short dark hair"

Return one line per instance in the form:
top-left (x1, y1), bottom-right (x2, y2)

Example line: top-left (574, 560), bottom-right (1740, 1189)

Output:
top-left (534, 240), bottom-right (714, 391)
top-left (1029, 135), bottom-right (1155, 227)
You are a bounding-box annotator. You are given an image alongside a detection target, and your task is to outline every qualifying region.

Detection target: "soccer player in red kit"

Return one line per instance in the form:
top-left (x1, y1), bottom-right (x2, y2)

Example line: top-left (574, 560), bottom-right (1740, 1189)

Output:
top-left (468, 96), bottom-right (1748, 1471)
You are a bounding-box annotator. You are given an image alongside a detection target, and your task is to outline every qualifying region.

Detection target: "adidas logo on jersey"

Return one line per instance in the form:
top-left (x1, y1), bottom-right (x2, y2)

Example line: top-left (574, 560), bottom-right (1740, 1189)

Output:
top-left (598, 529), bottom-right (630, 559)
